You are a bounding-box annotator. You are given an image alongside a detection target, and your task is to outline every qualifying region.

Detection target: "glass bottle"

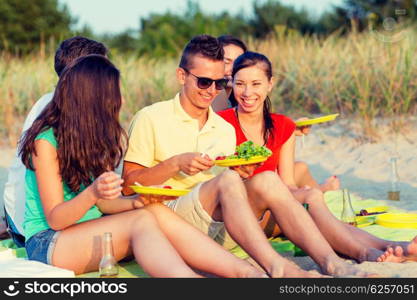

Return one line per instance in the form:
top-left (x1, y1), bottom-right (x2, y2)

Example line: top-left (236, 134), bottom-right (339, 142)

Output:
top-left (387, 157), bottom-right (400, 201)
top-left (341, 189), bottom-right (357, 226)
top-left (99, 232), bottom-right (118, 278)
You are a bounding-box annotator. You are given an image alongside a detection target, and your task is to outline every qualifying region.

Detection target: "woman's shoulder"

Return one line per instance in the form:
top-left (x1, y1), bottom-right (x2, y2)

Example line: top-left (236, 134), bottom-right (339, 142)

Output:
top-left (216, 107), bottom-right (235, 118)
top-left (216, 108), bottom-right (237, 125)
top-left (35, 127), bottom-right (57, 148)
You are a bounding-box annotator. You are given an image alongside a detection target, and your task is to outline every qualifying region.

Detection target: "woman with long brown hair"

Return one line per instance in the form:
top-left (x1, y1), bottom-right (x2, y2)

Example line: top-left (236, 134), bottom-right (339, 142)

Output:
top-left (19, 54), bottom-right (266, 277)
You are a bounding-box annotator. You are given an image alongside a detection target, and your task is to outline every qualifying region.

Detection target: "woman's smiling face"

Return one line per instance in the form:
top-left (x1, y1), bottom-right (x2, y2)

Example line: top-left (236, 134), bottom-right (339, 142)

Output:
top-left (233, 64), bottom-right (273, 114)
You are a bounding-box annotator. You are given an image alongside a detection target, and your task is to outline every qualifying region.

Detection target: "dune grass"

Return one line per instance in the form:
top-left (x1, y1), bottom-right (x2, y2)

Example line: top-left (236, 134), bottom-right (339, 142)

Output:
top-left (1, 30), bottom-right (416, 146)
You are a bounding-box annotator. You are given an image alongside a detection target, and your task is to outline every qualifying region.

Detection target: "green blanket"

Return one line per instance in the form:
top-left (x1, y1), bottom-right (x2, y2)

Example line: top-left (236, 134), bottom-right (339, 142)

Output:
top-left (2, 190), bottom-right (416, 278)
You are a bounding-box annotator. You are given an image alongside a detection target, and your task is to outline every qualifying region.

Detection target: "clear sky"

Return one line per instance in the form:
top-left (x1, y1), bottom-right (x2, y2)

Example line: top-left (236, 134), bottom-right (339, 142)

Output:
top-left (59, 0), bottom-right (344, 34)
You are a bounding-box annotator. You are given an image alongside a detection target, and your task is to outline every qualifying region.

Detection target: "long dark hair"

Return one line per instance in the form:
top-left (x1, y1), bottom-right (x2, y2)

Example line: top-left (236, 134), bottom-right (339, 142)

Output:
top-left (232, 51), bottom-right (275, 144)
top-left (19, 54), bottom-right (127, 192)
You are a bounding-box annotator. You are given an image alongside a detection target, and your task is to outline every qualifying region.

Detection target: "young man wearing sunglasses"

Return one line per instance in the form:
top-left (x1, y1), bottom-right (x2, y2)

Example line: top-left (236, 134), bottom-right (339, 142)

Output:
top-left (122, 35), bottom-right (366, 277)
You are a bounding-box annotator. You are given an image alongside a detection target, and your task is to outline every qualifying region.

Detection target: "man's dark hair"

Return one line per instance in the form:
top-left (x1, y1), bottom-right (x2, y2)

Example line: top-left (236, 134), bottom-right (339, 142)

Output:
top-left (218, 35), bottom-right (247, 52)
top-left (179, 35), bottom-right (224, 70)
top-left (54, 36), bottom-right (108, 77)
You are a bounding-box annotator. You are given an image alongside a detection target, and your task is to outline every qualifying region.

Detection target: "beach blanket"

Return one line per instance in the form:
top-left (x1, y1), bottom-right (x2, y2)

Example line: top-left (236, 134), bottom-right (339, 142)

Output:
top-left (1, 190), bottom-right (416, 278)
top-left (0, 236), bottom-right (301, 278)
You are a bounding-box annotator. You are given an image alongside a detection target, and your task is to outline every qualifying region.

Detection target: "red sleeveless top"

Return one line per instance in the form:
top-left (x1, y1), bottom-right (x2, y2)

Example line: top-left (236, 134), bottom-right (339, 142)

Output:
top-left (218, 108), bottom-right (295, 175)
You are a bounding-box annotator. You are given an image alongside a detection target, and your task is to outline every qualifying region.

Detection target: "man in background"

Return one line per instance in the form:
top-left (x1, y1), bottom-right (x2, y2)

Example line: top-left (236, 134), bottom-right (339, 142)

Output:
top-left (211, 35), bottom-right (247, 111)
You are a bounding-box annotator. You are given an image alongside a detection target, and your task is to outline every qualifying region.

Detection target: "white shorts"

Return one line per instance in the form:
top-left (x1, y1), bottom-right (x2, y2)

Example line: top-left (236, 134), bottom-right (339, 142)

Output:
top-left (166, 183), bottom-right (238, 250)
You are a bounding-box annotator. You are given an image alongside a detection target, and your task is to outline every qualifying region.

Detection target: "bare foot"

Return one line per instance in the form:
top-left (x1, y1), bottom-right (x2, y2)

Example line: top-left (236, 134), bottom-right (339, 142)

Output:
top-left (269, 259), bottom-right (328, 278)
top-left (243, 270), bottom-right (269, 278)
top-left (377, 247), bottom-right (405, 263)
top-left (237, 263), bottom-right (269, 278)
top-left (323, 256), bottom-right (377, 277)
top-left (377, 236), bottom-right (417, 263)
top-left (320, 176), bottom-right (340, 192)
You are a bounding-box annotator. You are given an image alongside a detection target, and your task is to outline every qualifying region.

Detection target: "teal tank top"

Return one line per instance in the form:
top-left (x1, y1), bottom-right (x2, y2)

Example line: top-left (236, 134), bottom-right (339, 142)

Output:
top-left (23, 127), bottom-right (102, 241)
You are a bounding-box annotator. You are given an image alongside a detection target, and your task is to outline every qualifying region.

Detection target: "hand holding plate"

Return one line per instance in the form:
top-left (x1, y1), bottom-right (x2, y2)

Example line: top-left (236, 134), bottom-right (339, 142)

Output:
top-left (294, 117), bottom-right (312, 136)
top-left (138, 193), bottom-right (178, 206)
top-left (230, 162), bottom-right (263, 179)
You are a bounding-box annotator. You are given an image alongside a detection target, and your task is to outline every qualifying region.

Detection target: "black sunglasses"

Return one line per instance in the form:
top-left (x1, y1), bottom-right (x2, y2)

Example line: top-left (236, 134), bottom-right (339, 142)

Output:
top-left (183, 68), bottom-right (227, 90)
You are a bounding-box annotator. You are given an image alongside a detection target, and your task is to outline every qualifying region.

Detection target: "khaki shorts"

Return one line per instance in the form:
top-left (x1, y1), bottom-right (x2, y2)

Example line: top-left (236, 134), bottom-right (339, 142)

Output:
top-left (166, 182), bottom-right (238, 250)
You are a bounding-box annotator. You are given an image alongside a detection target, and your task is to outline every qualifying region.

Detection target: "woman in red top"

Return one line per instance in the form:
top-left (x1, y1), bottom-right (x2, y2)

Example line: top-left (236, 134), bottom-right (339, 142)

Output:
top-left (213, 35), bottom-right (339, 192)
top-left (217, 56), bottom-right (299, 188)
top-left (219, 51), bottom-right (417, 264)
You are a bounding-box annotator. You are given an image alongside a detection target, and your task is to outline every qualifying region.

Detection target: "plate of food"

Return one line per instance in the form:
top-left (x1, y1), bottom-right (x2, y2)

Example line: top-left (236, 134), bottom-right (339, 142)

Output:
top-left (295, 114), bottom-right (339, 127)
top-left (375, 213), bottom-right (417, 229)
top-left (214, 141), bottom-right (272, 167)
top-left (214, 155), bottom-right (269, 167)
top-left (129, 184), bottom-right (190, 197)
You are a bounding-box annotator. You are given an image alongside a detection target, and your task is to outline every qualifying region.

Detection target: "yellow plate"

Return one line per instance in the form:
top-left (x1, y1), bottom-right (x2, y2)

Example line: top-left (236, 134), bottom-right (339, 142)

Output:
top-left (355, 206), bottom-right (389, 222)
top-left (354, 216), bottom-right (375, 228)
top-left (375, 213), bottom-right (417, 229)
top-left (214, 155), bottom-right (268, 167)
top-left (295, 114), bottom-right (339, 127)
top-left (129, 185), bottom-right (190, 197)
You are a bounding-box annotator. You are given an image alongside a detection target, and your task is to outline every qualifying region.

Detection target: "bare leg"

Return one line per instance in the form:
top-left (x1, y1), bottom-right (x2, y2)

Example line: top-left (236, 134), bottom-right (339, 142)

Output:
top-left (294, 161), bottom-right (340, 192)
top-left (264, 181), bottom-right (415, 264)
top-left (144, 203), bottom-right (266, 278)
top-left (290, 188), bottom-right (388, 262)
top-left (344, 224), bottom-right (417, 256)
top-left (244, 171), bottom-right (374, 277)
top-left (291, 188), bottom-right (417, 262)
top-left (52, 209), bottom-right (201, 277)
top-left (199, 170), bottom-right (322, 278)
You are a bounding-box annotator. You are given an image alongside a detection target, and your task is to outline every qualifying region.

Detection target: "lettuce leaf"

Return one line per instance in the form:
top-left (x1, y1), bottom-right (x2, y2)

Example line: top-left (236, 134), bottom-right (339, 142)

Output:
top-left (227, 141), bottom-right (272, 160)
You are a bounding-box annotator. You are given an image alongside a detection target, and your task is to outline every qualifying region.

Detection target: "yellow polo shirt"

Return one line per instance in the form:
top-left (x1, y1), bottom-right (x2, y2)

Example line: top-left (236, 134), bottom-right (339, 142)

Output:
top-left (125, 93), bottom-right (236, 190)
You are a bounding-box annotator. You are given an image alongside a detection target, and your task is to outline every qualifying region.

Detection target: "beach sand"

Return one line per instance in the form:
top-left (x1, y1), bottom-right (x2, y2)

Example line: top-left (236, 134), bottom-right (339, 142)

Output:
top-left (295, 116), bottom-right (417, 211)
top-left (1, 116), bottom-right (416, 277)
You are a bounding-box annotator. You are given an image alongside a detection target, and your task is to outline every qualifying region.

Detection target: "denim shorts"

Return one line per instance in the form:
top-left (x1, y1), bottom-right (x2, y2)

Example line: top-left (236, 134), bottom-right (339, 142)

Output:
top-left (25, 229), bottom-right (60, 265)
